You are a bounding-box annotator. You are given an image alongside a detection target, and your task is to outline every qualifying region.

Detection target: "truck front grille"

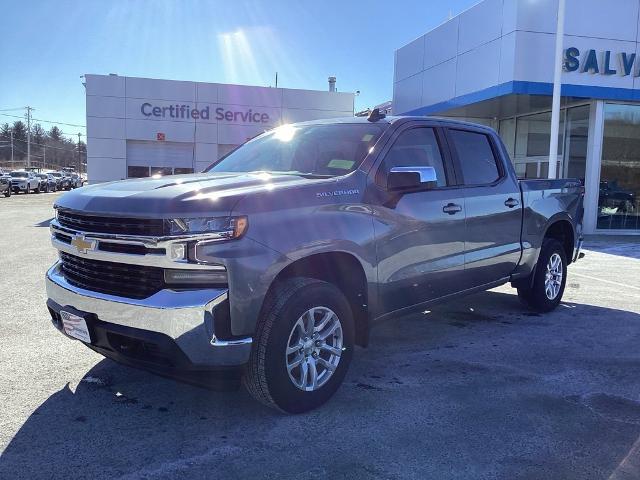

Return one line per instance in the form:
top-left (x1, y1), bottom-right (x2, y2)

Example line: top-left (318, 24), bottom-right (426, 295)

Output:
top-left (59, 252), bottom-right (165, 299)
top-left (57, 210), bottom-right (166, 237)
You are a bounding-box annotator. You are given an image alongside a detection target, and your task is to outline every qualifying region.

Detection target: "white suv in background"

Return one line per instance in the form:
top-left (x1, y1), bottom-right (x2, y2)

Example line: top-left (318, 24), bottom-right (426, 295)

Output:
top-left (10, 171), bottom-right (41, 194)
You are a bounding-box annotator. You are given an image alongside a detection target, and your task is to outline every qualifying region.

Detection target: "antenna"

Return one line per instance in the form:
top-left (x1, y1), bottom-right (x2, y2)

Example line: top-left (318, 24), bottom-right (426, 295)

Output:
top-left (367, 108), bottom-right (386, 122)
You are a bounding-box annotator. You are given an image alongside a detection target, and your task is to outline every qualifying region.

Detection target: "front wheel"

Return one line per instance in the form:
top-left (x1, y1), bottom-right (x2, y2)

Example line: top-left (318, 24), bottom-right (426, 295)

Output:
top-left (517, 238), bottom-right (567, 312)
top-left (244, 277), bottom-right (354, 413)
top-left (3, 188), bottom-right (10, 198)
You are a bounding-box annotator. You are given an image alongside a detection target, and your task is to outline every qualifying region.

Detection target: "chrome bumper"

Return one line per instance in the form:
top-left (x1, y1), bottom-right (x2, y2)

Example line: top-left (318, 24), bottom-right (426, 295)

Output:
top-left (45, 262), bottom-right (252, 367)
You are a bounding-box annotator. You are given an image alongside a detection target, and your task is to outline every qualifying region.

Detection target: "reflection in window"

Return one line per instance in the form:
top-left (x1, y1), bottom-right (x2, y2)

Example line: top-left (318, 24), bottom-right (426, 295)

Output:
top-left (598, 104), bottom-right (640, 230)
top-left (513, 110), bottom-right (563, 179)
top-left (127, 166), bottom-right (150, 178)
top-left (151, 167), bottom-right (173, 177)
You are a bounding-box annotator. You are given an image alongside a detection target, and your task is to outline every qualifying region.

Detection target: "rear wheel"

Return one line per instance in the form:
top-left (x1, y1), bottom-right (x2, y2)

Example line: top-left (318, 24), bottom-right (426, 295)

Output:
top-left (244, 277), bottom-right (354, 413)
top-left (4, 187), bottom-right (10, 198)
top-left (517, 238), bottom-right (567, 312)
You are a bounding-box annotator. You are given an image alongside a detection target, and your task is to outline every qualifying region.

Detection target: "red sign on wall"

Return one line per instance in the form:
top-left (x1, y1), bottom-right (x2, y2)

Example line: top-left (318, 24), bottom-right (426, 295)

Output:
top-left (156, 132), bottom-right (166, 141)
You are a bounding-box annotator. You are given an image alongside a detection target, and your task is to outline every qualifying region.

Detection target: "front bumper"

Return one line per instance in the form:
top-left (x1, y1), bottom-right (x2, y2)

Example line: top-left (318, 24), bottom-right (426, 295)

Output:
top-left (46, 262), bottom-right (252, 372)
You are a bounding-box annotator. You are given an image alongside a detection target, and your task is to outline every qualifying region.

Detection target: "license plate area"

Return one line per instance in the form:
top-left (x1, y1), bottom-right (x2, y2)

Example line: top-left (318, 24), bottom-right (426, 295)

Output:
top-left (60, 310), bottom-right (92, 343)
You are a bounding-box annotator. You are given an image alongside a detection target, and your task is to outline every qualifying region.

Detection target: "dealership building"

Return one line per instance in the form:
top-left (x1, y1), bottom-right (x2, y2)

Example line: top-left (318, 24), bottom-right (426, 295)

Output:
top-left (394, 0), bottom-right (640, 234)
top-left (85, 74), bottom-right (354, 183)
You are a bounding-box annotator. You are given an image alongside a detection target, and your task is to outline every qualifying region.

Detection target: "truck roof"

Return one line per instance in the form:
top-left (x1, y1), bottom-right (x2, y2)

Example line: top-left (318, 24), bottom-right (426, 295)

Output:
top-left (293, 115), bottom-right (495, 132)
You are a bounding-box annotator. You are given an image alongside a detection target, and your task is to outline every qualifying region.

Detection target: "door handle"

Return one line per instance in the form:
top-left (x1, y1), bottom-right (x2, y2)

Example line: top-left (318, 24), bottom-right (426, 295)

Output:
top-left (504, 197), bottom-right (520, 208)
top-left (443, 203), bottom-right (463, 215)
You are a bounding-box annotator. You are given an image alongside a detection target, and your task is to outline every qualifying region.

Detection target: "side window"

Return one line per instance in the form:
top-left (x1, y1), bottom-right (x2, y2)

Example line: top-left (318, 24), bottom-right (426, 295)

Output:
top-left (378, 127), bottom-right (447, 187)
top-left (448, 129), bottom-right (501, 185)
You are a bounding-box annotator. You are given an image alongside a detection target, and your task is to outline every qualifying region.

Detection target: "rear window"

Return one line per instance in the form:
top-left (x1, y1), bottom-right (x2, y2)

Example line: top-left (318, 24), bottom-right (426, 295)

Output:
top-left (449, 129), bottom-right (501, 185)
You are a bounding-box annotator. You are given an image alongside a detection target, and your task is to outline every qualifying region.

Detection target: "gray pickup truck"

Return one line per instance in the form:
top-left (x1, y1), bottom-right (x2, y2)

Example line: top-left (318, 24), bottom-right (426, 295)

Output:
top-left (46, 114), bottom-right (584, 413)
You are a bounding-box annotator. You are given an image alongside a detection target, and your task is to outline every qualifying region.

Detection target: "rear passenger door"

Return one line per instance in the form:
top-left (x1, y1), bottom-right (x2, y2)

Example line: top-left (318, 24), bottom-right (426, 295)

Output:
top-left (445, 127), bottom-right (522, 288)
top-left (371, 123), bottom-right (466, 314)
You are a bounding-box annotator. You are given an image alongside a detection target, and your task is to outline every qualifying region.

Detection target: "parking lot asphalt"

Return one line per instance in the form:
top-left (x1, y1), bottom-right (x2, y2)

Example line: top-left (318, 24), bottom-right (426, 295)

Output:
top-left (1, 192), bottom-right (639, 480)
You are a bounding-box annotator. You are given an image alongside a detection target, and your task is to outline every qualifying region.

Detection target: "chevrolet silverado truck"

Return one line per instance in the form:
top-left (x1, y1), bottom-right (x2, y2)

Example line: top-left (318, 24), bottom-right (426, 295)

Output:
top-left (45, 114), bottom-right (584, 413)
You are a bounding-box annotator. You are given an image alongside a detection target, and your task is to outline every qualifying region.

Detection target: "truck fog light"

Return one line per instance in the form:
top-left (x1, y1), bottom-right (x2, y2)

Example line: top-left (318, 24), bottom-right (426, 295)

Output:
top-left (164, 268), bottom-right (228, 285)
top-left (169, 243), bottom-right (187, 261)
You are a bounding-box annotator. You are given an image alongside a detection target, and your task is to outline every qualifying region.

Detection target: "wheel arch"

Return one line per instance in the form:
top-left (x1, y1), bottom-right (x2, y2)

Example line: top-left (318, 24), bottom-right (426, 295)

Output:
top-left (543, 216), bottom-right (575, 265)
top-left (261, 251), bottom-right (370, 347)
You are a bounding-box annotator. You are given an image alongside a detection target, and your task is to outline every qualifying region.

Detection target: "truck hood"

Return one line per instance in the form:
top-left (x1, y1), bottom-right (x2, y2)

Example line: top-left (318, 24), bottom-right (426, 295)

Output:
top-left (55, 172), bottom-right (331, 217)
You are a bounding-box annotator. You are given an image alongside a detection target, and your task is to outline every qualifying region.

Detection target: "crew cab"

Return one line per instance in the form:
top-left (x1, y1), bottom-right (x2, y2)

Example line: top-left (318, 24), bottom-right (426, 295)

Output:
top-left (45, 115), bottom-right (584, 413)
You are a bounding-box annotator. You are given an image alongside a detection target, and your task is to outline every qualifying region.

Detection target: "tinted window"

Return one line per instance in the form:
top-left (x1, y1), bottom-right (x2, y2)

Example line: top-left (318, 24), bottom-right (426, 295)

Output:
top-left (379, 127), bottom-right (447, 187)
top-left (449, 129), bottom-right (500, 185)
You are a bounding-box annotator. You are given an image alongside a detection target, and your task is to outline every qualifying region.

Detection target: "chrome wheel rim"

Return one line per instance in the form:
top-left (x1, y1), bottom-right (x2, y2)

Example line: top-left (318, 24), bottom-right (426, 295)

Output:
top-left (544, 253), bottom-right (563, 300)
top-left (285, 306), bottom-right (343, 392)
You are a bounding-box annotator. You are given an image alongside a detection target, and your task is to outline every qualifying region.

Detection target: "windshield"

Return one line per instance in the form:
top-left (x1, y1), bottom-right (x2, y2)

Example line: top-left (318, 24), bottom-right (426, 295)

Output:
top-left (10, 172), bottom-right (28, 178)
top-left (206, 123), bottom-right (385, 177)
top-left (51, 173), bottom-right (62, 177)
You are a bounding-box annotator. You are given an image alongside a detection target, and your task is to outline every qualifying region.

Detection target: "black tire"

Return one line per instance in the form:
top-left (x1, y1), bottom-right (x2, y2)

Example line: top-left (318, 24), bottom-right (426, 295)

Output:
top-left (244, 277), bottom-right (354, 413)
top-left (517, 238), bottom-right (567, 313)
top-left (4, 187), bottom-right (10, 198)
top-left (25, 186), bottom-right (30, 194)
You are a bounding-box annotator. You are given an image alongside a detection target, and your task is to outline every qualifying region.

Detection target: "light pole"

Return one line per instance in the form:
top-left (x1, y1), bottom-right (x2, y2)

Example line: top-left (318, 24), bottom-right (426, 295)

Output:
top-left (548, 0), bottom-right (566, 179)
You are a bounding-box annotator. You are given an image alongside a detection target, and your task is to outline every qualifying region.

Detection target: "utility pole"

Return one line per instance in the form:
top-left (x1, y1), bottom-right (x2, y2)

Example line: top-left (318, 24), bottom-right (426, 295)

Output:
top-left (10, 130), bottom-right (14, 166)
top-left (77, 132), bottom-right (83, 173)
top-left (25, 106), bottom-right (34, 169)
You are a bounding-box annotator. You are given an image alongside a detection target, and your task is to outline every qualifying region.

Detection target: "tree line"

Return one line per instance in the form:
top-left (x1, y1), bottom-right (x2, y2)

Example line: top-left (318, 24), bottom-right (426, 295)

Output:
top-left (0, 121), bottom-right (86, 172)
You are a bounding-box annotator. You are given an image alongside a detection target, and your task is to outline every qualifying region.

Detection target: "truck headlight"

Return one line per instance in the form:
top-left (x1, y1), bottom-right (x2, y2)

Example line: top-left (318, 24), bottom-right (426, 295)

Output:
top-left (166, 216), bottom-right (248, 240)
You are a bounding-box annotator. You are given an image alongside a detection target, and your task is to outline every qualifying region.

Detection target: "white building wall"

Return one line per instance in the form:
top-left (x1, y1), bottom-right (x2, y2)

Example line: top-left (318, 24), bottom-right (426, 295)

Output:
top-left (393, 0), bottom-right (640, 114)
top-left (86, 75), bottom-right (354, 183)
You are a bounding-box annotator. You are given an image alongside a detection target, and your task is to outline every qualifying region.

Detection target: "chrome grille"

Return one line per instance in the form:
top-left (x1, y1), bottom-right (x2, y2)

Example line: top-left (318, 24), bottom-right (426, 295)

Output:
top-left (59, 252), bottom-right (165, 299)
top-left (57, 210), bottom-right (166, 236)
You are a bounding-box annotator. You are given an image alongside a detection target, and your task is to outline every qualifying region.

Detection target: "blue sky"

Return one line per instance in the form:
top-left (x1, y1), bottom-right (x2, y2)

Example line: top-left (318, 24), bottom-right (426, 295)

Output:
top-left (1, 0), bottom-right (477, 139)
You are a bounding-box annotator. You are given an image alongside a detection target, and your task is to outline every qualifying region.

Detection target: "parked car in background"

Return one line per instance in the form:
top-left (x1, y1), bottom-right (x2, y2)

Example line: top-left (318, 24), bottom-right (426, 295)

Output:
top-left (0, 169), bottom-right (11, 197)
top-left (50, 172), bottom-right (72, 191)
top-left (36, 173), bottom-right (57, 193)
top-left (70, 173), bottom-right (84, 189)
top-left (10, 170), bottom-right (41, 194)
top-left (35, 174), bottom-right (50, 193)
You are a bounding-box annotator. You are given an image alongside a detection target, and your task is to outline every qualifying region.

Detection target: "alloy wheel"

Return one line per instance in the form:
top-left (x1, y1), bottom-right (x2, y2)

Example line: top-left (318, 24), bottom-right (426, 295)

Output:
top-left (285, 306), bottom-right (343, 392)
top-left (544, 253), bottom-right (563, 300)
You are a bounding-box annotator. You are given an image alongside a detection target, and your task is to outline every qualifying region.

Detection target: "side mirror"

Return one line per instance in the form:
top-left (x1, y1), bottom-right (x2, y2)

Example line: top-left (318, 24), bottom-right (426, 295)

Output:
top-left (387, 166), bottom-right (438, 191)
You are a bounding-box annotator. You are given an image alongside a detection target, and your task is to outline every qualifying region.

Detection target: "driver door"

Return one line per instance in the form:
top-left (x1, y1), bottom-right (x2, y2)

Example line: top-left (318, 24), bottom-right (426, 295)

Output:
top-left (370, 123), bottom-right (466, 315)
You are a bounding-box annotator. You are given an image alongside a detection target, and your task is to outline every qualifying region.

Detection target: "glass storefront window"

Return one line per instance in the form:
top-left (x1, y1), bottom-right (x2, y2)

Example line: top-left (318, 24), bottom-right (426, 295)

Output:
top-left (598, 104), bottom-right (640, 230)
top-left (514, 111), bottom-right (564, 179)
top-left (563, 105), bottom-right (589, 182)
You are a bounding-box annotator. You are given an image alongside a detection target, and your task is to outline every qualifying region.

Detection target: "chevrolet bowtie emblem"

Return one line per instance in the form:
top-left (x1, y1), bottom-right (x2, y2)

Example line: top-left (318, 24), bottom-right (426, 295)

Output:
top-left (70, 235), bottom-right (96, 254)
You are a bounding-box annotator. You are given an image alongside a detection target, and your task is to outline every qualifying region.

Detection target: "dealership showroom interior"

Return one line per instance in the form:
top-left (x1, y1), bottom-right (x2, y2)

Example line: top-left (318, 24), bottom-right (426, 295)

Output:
top-left (1, 0), bottom-right (640, 479)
